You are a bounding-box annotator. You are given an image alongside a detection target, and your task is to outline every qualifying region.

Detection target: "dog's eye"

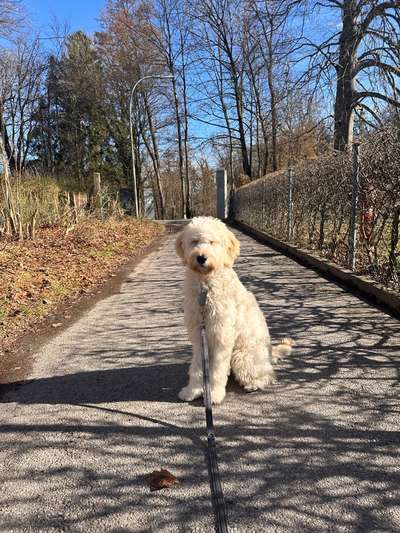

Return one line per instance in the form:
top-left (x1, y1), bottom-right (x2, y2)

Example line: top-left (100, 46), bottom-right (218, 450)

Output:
top-left (192, 239), bottom-right (199, 245)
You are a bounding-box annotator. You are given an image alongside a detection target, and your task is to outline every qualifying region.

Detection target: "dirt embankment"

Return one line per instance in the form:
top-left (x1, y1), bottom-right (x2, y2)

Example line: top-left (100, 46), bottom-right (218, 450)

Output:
top-left (0, 217), bottom-right (164, 378)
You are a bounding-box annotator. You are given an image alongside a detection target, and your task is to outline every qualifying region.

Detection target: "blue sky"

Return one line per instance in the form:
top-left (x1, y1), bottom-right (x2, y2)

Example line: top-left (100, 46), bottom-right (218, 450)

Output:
top-left (24, 0), bottom-right (104, 36)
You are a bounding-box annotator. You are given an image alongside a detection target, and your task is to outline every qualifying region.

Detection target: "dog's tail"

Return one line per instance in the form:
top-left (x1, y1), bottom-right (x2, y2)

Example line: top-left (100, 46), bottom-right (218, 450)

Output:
top-left (271, 338), bottom-right (295, 363)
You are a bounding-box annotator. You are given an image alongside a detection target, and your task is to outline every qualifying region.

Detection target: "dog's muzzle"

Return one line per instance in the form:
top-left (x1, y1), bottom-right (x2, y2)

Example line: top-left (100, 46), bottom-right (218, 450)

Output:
top-left (197, 255), bottom-right (207, 265)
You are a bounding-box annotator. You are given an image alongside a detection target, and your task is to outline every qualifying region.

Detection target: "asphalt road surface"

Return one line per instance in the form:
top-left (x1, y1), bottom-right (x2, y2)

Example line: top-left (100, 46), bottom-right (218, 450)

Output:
top-left (1, 228), bottom-right (399, 532)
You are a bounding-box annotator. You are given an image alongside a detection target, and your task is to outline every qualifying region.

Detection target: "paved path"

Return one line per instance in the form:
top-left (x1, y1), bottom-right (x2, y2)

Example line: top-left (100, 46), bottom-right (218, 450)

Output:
top-left (1, 228), bottom-right (399, 532)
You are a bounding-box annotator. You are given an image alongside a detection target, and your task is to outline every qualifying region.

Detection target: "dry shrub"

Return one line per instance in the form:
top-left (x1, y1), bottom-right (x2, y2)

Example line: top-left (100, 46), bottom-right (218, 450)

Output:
top-left (0, 175), bottom-right (66, 238)
top-left (0, 174), bottom-right (126, 239)
top-left (233, 125), bottom-right (400, 290)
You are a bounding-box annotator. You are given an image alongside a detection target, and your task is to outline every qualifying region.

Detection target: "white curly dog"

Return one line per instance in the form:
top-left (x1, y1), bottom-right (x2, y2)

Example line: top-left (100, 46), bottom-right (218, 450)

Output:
top-left (176, 216), bottom-right (293, 405)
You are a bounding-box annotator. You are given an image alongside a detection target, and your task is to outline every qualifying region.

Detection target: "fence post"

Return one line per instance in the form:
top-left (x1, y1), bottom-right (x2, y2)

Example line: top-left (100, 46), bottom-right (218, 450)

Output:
top-left (216, 169), bottom-right (228, 220)
top-left (228, 187), bottom-right (235, 219)
top-left (348, 142), bottom-right (360, 270)
top-left (287, 168), bottom-right (294, 241)
top-left (93, 172), bottom-right (101, 196)
top-left (261, 180), bottom-right (265, 228)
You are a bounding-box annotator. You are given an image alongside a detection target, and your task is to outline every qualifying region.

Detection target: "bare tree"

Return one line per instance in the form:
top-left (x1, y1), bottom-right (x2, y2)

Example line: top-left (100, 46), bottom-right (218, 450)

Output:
top-left (250, 1), bottom-right (289, 170)
top-left (139, 89), bottom-right (167, 219)
top-left (0, 0), bottom-right (22, 39)
top-left (3, 37), bottom-right (45, 175)
top-left (97, 0), bottom-right (164, 214)
top-left (149, 0), bottom-right (193, 217)
top-left (299, 0), bottom-right (400, 150)
top-left (0, 0), bottom-right (24, 238)
top-left (0, 65), bottom-right (21, 237)
top-left (195, 0), bottom-right (252, 176)
top-left (194, 24), bottom-right (237, 182)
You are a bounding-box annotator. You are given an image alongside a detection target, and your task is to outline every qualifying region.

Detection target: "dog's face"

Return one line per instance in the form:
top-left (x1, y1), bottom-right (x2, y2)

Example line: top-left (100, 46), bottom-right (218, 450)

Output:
top-left (175, 217), bottom-right (240, 275)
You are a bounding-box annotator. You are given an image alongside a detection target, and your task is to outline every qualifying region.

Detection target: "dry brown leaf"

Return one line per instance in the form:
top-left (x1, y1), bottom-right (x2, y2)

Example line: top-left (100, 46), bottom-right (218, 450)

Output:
top-left (145, 469), bottom-right (179, 492)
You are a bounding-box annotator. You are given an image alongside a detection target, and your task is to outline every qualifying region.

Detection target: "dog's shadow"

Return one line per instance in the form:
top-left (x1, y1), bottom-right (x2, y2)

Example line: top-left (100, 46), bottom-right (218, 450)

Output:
top-left (1, 362), bottom-right (252, 407)
top-left (0, 362), bottom-right (188, 405)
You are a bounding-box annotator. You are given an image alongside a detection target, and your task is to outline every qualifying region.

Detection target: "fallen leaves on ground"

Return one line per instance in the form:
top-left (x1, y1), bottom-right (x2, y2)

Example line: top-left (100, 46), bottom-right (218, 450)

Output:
top-left (0, 216), bottom-right (164, 351)
top-left (145, 470), bottom-right (179, 492)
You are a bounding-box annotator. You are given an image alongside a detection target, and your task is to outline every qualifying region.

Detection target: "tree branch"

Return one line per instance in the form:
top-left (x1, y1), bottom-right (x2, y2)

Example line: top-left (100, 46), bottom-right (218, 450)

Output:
top-left (357, 2), bottom-right (399, 44)
top-left (354, 91), bottom-right (400, 108)
top-left (354, 58), bottom-right (400, 77)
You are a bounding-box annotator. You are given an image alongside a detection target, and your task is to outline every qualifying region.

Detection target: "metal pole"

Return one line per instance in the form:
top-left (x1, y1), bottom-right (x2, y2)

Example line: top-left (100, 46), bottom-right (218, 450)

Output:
top-left (129, 75), bottom-right (173, 218)
top-left (349, 142), bottom-right (360, 269)
top-left (287, 168), bottom-right (294, 241)
top-left (216, 169), bottom-right (228, 220)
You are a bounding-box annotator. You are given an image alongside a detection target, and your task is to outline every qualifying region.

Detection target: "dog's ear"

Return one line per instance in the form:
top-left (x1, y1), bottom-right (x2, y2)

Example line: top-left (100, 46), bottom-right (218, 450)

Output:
top-left (175, 232), bottom-right (186, 263)
top-left (224, 230), bottom-right (240, 267)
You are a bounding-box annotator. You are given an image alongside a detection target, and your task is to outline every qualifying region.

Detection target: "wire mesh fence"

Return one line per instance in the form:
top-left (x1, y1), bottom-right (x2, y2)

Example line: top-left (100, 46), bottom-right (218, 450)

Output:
top-left (231, 125), bottom-right (400, 292)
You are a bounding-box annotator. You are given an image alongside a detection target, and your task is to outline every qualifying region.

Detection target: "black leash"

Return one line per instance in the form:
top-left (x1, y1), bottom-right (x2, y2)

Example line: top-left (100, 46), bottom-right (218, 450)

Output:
top-left (198, 289), bottom-right (229, 533)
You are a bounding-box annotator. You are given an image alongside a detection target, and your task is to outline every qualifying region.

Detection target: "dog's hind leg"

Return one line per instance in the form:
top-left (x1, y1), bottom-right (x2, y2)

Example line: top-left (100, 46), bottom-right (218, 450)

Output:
top-left (231, 346), bottom-right (276, 392)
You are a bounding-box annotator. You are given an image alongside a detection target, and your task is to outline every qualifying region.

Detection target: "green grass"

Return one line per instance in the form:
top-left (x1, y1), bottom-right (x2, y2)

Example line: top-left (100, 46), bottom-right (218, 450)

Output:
top-left (52, 281), bottom-right (69, 297)
top-left (90, 247), bottom-right (116, 260)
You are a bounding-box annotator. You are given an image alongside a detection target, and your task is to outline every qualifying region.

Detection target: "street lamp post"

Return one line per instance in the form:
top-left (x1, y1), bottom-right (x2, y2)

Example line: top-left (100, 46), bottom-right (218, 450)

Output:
top-left (129, 74), bottom-right (173, 218)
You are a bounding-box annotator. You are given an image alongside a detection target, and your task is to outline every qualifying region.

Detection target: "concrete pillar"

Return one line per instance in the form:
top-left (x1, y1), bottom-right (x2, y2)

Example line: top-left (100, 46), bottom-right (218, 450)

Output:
top-left (216, 169), bottom-right (228, 220)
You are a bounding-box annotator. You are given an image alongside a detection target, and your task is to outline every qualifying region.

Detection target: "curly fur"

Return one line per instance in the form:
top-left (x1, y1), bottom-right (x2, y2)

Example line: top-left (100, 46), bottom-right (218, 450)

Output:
top-left (176, 216), bottom-right (294, 404)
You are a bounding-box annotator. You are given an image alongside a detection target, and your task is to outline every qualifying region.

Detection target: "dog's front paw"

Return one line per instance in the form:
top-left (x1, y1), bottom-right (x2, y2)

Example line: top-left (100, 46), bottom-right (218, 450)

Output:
top-left (179, 386), bottom-right (203, 402)
top-left (210, 387), bottom-right (226, 405)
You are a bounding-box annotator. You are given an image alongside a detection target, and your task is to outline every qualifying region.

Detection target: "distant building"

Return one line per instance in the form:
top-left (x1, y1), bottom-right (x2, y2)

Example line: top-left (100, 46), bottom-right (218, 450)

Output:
top-left (144, 188), bottom-right (155, 219)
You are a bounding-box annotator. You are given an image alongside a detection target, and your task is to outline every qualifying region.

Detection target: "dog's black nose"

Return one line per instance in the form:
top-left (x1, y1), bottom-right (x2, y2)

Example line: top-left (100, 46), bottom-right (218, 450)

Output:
top-left (197, 255), bottom-right (207, 265)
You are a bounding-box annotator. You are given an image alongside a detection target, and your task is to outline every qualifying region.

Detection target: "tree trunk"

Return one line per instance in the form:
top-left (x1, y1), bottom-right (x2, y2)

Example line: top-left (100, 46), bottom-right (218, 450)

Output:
top-left (216, 43), bottom-right (234, 185)
top-left (232, 77), bottom-right (251, 177)
top-left (143, 95), bottom-right (165, 219)
top-left (221, 32), bottom-right (251, 177)
top-left (266, 38), bottom-right (278, 171)
top-left (3, 127), bottom-right (17, 173)
top-left (179, 24), bottom-right (192, 219)
top-left (333, 0), bottom-right (357, 151)
top-left (170, 73), bottom-right (186, 219)
top-left (0, 118), bottom-right (22, 239)
top-left (249, 88), bottom-right (253, 178)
